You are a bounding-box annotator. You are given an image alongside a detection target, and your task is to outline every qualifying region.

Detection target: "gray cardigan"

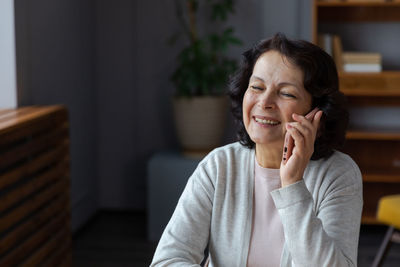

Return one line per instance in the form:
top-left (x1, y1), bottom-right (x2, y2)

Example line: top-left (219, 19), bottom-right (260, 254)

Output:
top-left (151, 142), bottom-right (363, 266)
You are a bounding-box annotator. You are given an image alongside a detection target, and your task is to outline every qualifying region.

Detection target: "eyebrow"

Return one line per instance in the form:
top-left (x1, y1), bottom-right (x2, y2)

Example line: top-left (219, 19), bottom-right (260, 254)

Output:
top-left (279, 82), bottom-right (301, 90)
top-left (249, 75), bottom-right (265, 82)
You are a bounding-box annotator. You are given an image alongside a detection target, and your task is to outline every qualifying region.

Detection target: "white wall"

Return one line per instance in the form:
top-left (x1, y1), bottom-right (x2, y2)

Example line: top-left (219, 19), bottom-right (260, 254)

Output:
top-left (0, 0), bottom-right (17, 108)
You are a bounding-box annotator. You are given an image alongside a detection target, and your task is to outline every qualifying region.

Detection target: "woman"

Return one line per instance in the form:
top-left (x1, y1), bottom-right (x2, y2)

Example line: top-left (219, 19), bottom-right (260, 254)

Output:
top-left (151, 33), bottom-right (363, 266)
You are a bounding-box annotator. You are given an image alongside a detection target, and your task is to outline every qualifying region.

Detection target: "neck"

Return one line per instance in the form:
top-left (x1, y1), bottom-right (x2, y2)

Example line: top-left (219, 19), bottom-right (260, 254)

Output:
top-left (255, 144), bottom-right (282, 169)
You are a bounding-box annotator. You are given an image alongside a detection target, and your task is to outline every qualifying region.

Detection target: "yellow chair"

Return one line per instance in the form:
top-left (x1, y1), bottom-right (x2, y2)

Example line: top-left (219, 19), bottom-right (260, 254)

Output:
top-left (371, 195), bottom-right (400, 267)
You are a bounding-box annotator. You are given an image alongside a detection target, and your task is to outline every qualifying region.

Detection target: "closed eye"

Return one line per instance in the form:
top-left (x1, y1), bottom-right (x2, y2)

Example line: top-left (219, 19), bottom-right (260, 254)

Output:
top-left (281, 92), bottom-right (296, 98)
top-left (250, 86), bottom-right (263, 90)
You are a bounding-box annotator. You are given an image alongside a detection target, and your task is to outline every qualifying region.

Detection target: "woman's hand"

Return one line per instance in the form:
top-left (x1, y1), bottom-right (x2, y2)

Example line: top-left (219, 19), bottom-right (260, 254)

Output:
top-left (280, 108), bottom-right (323, 187)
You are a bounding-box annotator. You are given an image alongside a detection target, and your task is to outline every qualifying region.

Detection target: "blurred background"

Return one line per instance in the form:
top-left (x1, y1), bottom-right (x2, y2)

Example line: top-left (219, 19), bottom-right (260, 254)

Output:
top-left (1, 0), bottom-right (399, 266)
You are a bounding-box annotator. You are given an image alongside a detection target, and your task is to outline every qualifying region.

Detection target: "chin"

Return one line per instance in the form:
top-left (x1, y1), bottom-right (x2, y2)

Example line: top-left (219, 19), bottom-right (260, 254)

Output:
top-left (251, 135), bottom-right (284, 148)
top-left (249, 131), bottom-right (281, 143)
top-left (251, 137), bottom-right (277, 146)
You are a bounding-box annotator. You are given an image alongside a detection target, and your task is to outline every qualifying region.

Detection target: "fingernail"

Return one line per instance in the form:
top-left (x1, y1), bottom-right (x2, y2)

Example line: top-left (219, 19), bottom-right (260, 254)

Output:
top-left (286, 124), bottom-right (292, 129)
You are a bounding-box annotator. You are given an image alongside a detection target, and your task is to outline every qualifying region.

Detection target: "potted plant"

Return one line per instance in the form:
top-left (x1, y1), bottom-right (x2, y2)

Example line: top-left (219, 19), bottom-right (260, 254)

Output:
top-left (170, 0), bottom-right (242, 156)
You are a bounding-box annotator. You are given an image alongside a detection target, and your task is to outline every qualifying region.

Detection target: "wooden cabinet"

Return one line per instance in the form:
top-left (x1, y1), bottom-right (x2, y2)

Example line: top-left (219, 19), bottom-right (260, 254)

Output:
top-left (312, 0), bottom-right (400, 224)
top-left (0, 106), bottom-right (71, 265)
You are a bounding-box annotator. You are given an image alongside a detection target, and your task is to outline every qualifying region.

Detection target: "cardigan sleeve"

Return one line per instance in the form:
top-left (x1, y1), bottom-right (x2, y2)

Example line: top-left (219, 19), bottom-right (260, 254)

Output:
top-left (150, 162), bottom-right (214, 266)
top-left (270, 165), bottom-right (363, 267)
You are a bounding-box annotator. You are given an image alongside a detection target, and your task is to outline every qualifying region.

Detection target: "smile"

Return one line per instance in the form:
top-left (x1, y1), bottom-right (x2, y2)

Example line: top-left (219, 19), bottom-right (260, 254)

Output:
top-left (253, 117), bottom-right (280, 126)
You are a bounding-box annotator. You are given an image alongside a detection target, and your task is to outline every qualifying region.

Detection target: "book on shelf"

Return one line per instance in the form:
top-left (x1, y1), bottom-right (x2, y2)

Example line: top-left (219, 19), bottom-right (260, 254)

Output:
top-left (343, 52), bottom-right (381, 64)
top-left (318, 0), bottom-right (347, 2)
top-left (317, 34), bottom-right (332, 56)
top-left (318, 0), bottom-right (386, 2)
top-left (344, 0), bottom-right (386, 3)
top-left (343, 63), bottom-right (382, 72)
top-left (332, 35), bottom-right (343, 72)
top-left (342, 52), bottom-right (382, 72)
top-left (317, 33), bottom-right (343, 72)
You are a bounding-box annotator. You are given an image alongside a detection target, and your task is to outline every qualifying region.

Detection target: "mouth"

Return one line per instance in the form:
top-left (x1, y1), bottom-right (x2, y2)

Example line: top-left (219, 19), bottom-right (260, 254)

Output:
top-left (253, 116), bottom-right (281, 126)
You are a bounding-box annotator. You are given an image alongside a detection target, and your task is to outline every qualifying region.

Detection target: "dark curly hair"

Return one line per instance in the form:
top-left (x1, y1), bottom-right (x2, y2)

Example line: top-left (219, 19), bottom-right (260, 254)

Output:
top-left (228, 32), bottom-right (349, 160)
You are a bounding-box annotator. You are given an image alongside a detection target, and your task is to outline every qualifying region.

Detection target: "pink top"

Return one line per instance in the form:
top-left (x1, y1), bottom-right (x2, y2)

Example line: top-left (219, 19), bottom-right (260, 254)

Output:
top-left (247, 157), bottom-right (285, 267)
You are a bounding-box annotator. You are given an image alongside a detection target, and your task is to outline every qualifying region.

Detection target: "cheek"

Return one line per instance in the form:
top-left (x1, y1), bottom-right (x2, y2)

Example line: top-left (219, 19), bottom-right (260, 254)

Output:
top-left (281, 102), bottom-right (311, 121)
top-left (297, 101), bottom-right (312, 116)
top-left (280, 103), bottom-right (298, 121)
top-left (242, 91), bottom-right (253, 120)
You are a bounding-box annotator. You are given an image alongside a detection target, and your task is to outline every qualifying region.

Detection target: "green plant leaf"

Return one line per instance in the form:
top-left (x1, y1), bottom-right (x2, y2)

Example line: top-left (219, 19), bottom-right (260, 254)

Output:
top-left (170, 0), bottom-right (242, 97)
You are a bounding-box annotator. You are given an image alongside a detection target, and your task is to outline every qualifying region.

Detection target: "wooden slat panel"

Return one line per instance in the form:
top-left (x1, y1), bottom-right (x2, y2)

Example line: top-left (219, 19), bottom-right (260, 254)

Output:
top-left (0, 107), bottom-right (68, 147)
top-left (0, 124), bottom-right (68, 170)
top-left (0, 212), bottom-right (69, 266)
top-left (0, 158), bottom-right (68, 212)
top-left (0, 106), bottom-right (67, 135)
top-left (0, 107), bottom-right (38, 123)
top-left (60, 256), bottom-right (72, 267)
top-left (21, 226), bottom-right (71, 266)
top-left (0, 105), bottom-right (71, 265)
top-left (41, 237), bottom-right (71, 267)
top-left (0, 141), bottom-right (69, 190)
top-left (0, 194), bottom-right (68, 255)
top-left (0, 109), bottom-right (20, 118)
top-left (0, 178), bottom-right (69, 233)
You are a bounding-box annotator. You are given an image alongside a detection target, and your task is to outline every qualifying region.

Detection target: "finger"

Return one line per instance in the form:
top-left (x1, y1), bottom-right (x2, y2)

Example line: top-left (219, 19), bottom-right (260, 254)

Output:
top-left (292, 113), bottom-right (313, 128)
top-left (286, 124), bottom-right (305, 153)
top-left (293, 110), bottom-right (321, 138)
top-left (305, 107), bottom-right (319, 121)
top-left (288, 121), bottom-right (313, 140)
top-left (312, 110), bottom-right (323, 129)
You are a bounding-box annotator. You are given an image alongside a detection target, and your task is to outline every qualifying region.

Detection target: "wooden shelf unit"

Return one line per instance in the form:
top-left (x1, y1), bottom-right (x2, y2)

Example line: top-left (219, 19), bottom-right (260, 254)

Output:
top-left (315, 1), bottom-right (400, 34)
top-left (347, 127), bottom-right (400, 140)
top-left (317, 1), bottom-right (400, 6)
top-left (313, 1), bottom-right (400, 43)
top-left (340, 72), bottom-right (400, 96)
top-left (313, 0), bottom-right (400, 224)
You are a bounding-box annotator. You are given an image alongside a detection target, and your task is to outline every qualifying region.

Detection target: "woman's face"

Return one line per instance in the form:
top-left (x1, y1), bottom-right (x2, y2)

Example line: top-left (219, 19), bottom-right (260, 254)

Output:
top-left (242, 50), bottom-right (312, 150)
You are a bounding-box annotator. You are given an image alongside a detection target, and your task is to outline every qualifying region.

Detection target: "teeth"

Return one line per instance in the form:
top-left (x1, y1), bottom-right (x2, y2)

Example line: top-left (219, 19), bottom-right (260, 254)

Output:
top-left (255, 117), bottom-right (279, 125)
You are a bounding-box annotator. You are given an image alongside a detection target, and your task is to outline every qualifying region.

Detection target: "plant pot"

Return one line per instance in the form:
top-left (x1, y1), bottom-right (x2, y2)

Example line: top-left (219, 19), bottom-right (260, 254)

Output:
top-left (173, 96), bottom-right (228, 157)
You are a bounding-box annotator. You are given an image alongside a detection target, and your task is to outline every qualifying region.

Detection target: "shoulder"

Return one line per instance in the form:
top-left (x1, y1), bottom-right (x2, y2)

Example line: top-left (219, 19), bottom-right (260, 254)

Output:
top-left (192, 142), bottom-right (253, 188)
top-left (308, 150), bottom-right (362, 190)
top-left (324, 151), bottom-right (361, 177)
top-left (199, 142), bottom-right (252, 168)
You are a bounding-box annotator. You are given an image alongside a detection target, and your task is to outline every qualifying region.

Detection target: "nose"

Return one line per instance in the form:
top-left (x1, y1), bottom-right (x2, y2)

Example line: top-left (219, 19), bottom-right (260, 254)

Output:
top-left (258, 88), bottom-right (276, 109)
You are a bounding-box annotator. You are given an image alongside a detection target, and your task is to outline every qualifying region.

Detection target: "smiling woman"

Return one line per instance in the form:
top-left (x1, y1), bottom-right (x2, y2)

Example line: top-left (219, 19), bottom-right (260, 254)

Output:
top-left (150, 33), bottom-right (363, 267)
